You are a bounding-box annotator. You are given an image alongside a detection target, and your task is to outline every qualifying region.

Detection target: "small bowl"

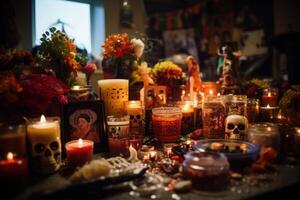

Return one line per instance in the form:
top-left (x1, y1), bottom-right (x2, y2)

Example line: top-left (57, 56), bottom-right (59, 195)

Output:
top-left (193, 139), bottom-right (260, 169)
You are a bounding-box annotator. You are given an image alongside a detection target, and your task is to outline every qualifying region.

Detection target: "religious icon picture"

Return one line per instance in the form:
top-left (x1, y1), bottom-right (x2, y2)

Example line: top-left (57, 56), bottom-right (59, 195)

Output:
top-left (61, 100), bottom-right (108, 153)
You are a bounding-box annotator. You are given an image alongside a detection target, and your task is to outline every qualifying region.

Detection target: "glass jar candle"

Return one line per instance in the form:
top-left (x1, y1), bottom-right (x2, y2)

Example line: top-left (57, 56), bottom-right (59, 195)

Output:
top-left (0, 124), bottom-right (27, 158)
top-left (127, 101), bottom-right (144, 136)
top-left (202, 96), bottom-right (226, 139)
top-left (180, 101), bottom-right (194, 135)
top-left (248, 123), bottom-right (280, 152)
top-left (201, 82), bottom-right (219, 96)
top-left (260, 105), bottom-right (280, 122)
top-left (152, 107), bottom-right (182, 143)
top-left (262, 88), bottom-right (278, 107)
top-left (107, 115), bottom-right (130, 156)
top-left (182, 151), bottom-right (230, 191)
top-left (223, 95), bottom-right (247, 116)
top-left (246, 98), bottom-right (260, 123)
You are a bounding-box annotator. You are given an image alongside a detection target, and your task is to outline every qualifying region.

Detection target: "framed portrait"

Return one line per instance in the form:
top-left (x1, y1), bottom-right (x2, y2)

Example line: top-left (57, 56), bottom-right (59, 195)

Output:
top-left (61, 100), bottom-right (108, 154)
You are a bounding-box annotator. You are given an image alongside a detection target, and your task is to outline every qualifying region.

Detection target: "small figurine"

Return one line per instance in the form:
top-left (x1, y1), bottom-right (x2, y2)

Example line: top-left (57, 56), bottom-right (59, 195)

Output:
top-left (217, 41), bottom-right (241, 94)
top-left (185, 56), bottom-right (202, 98)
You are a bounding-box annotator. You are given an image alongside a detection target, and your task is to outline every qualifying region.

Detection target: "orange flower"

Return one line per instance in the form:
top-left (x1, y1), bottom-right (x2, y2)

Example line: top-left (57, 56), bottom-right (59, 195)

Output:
top-left (102, 33), bottom-right (133, 58)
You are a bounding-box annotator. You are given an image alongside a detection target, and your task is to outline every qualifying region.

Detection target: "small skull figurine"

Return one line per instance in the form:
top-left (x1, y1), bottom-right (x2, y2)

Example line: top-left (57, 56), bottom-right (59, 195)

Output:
top-left (225, 115), bottom-right (248, 140)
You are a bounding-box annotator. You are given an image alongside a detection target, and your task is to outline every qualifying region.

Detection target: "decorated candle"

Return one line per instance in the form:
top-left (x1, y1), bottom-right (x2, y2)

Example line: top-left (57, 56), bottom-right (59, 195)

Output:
top-left (246, 98), bottom-right (260, 123)
top-left (107, 116), bottom-right (130, 156)
top-left (65, 139), bottom-right (94, 167)
top-left (98, 79), bottom-right (128, 117)
top-left (181, 101), bottom-right (194, 135)
top-left (0, 152), bottom-right (28, 184)
top-left (223, 95), bottom-right (247, 116)
top-left (27, 115), bottom-right (61, 174)
top-left (260, 104), bottom-right (280, 122)
top-left (201, 82), bottom-right (219, 97)
top-left (127, 101), bottom-right (144, 135)
top-left (0, 124), bottom-right (26, 157)
top-left (152, 107), bottom-right (182, 143)
top-left (262, 88), bottom-right (278, 107)
top-left (202, 96), bottom-right (226, 139)
top-left (248, 123), bottom-right (280, 152)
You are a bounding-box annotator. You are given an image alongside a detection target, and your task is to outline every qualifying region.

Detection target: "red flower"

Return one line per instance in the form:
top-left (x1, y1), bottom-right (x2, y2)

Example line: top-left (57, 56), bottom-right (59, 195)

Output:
top-left (20, 74), bottom-right (69, 114)
top-left (81, 63), bottom-right (97, 75)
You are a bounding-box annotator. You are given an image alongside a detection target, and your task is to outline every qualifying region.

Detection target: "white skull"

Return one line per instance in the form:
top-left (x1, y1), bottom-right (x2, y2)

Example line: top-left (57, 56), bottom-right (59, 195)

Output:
top-left (225, 115), bottom-right (248, 140)
top-left (30, 135), bottom-right (61, 174)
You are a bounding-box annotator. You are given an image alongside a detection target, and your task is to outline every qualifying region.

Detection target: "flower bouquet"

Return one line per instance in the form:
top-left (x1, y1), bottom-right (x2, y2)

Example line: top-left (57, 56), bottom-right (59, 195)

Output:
top-left (242, 78), bottom-right (270, 99)
top-left (36, 27), bottom-right (88, 86)
top-left (151, 60), bottom-right (186, 101)
top-left (101, 33), bottom-right (145, 82)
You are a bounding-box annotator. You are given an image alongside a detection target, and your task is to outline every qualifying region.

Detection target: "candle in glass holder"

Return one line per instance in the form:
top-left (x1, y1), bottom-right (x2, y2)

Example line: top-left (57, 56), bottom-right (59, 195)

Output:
top-left (127, 101), bottom-right (144, 135)
top-left (246, 98), bottom-right (260, 123)
top-left (260, 104), bottom-right (280, 122)
top-left (294, 127), bottom-right (300, 156)
top-left (0, 124), bottom-right (26, 158)
top-left (181, 101), bottom-right (194, 135)
top-left (202, 96), bottom-right (226, 139)
top-left (149, 150), bottom-right (157, 161)
top-left (248, 123), bottom-right (280, 152)
top-left (163, 143), bottom-right (177, 157)
top-left (107, 116), bottom-right (130, 156)
top-left (262, 88), bottom-right (278, 106)
top-left (98, 79), bottom-right (128, 116)
top-left (65, 139), bottom-right (94, 167)
top-left (201, 82), bottom-right (219, 97)
top-left (138, 145), bottom-right (154, 160)
top-left (152, 107), bottom-right (182, 143)
top-left (27, 115), bottom-right (61, 174)
top-left (223, 95), bottom-right (247, 116)
top-left (0, 152), bottom-right (28, 184)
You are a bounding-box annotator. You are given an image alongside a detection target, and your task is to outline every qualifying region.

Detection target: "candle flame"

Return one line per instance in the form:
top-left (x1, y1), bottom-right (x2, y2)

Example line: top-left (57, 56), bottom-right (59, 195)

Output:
top-left (217, 92), bottom-right (221, 96)
top-left (268, 92), bottom-right (271, 97)
top-left (7, 152), bottom-right (13, 160)
top-left (297, 128), bottom-right (300, 134)
top-left (72, 85), bottom-right (81, 90)
top-left (186, 140), bottom-right (191, 145)
top-left (78, 138), bottom-right (83, 147)
top-left (267, 127), bottom-right (272, 131)
top-left (40, 115), bottom-right (46, 123)
top-left (267, 104), bottom-right (270, 108)
top-left (278, 114), bottom-right (282, 119)
top-left (209, 89), bottom-right (213, 95)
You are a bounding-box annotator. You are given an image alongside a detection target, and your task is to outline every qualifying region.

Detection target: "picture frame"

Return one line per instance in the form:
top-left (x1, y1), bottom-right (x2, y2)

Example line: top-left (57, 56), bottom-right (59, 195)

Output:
top-left (61, 100), bottom-right (108, 154)
top-left (144, 85), bottom-right (167, 110)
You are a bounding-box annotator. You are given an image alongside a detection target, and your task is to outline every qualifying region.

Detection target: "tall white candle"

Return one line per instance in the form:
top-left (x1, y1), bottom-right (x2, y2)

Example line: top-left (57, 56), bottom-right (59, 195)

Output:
top-left (98, 79), bottom-right (128, 116)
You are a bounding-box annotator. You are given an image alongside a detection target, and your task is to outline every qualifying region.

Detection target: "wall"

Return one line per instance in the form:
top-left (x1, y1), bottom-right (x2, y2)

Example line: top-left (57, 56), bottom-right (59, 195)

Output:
top-left (104, 0), bottom-right (146, 36)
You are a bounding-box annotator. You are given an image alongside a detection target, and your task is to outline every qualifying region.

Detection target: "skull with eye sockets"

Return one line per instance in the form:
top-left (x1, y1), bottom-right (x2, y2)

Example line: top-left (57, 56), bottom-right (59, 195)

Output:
top-left (225, 115), bottom-right (248, 140)
top-left (31, 138), bottom-right (61, 174)
top-left (129, 114), bottom-right (143, 128)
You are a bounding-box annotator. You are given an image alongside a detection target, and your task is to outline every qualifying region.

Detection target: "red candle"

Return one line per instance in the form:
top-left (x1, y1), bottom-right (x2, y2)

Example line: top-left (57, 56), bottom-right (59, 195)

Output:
top-left (0, 152), bottom-right (28, 184)
top-left (108, 138), bottom-right (128, 156)
top-left (65, 139), bottom-right (94, 167)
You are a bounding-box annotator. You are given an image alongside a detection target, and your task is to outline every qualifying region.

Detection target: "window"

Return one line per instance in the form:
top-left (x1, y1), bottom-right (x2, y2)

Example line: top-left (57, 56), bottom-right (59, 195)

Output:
top-left (33, 0), bottom-right (105, 57)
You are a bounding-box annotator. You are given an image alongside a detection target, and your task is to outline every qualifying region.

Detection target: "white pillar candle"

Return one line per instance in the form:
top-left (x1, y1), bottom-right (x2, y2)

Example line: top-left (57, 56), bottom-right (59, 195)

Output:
top-left (98, 79), bottom-right (128, 117)
top-left (27, 115), bottom-right (61, 174)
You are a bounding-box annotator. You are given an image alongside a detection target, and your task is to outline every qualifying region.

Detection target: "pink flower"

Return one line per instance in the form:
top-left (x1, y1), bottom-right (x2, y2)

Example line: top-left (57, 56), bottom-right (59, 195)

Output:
top-left (82, 63), bottom-right (97, 75)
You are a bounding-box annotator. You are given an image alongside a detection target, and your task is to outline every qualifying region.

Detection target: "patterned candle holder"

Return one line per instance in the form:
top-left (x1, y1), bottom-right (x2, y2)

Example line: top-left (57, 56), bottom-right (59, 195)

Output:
top-left (223, 95), bottom-right (247, 117)
top-left (202, 96), bottom-right (226, 139)
top-left (98, 79), bottom-right (128, 117)
top-left (127, 101), bottom-right (144, 136)
top-left (152, 107), bottom-right (182, 143)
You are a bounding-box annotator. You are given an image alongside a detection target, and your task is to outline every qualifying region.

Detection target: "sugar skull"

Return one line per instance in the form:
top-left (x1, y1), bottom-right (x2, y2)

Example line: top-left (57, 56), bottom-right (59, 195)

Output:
top-left (225, 115), bottom-right (248, 140)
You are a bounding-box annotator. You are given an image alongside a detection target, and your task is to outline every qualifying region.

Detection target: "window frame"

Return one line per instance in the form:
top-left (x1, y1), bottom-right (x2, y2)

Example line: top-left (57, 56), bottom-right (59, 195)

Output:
top-left (32, 0), bottom-right (105, 58)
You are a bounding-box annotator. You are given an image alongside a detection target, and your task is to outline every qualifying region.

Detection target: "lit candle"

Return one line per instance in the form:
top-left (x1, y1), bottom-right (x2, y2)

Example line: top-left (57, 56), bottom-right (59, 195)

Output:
top-left (98, 79), bottom-right (128, 116)
top-left (127, 101), bottom-right (144, 135)
top-left (262, 88), bottom-right (278, 106)
top-left (164, 143), bottom-right (177, 157)
top-left (209, 89), bottom-right (213, 96)
top-left (201, 82), bottom-right (218, 96)
top-left (260, 104), bottom-right (280, 122)
top-left (0, 124), bottom-right (26, 158)
top-left (181, 101), bottom-right (194, 135)
top-left (294, 128), bottom-right (300, 156)
top-left (65, 139), bottom-right (94, 167)
top-left (27, 115), bottom-right (61, 174)
top-left (0, 152), bottom-right (28, 184)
